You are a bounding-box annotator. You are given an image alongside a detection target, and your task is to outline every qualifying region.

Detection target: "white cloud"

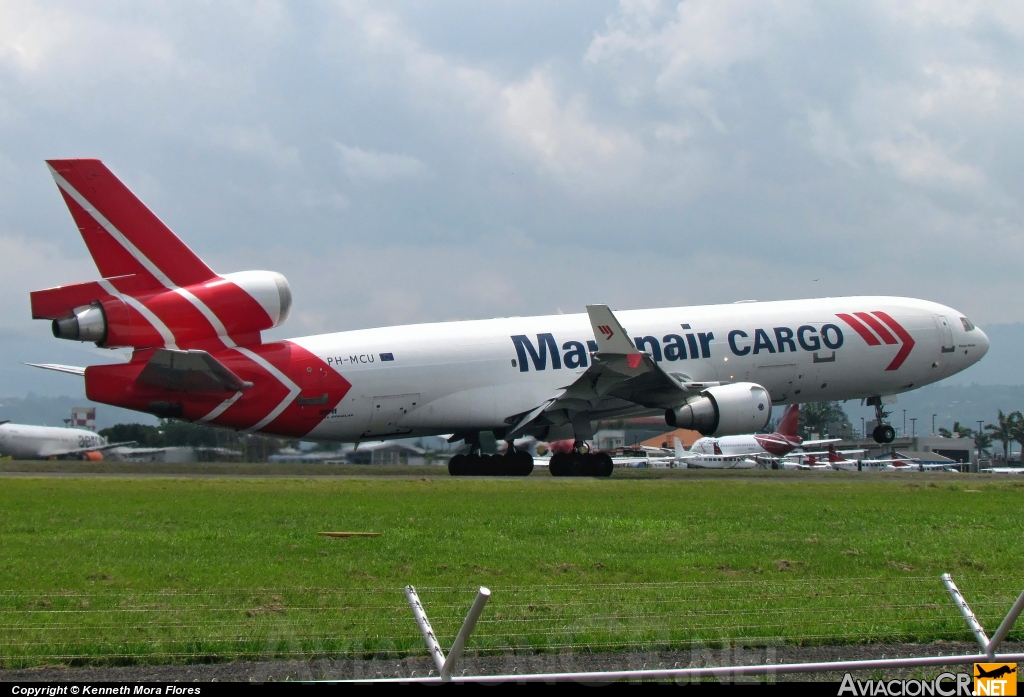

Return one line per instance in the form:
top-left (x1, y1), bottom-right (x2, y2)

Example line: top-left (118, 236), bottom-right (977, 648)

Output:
top-left (335, 143), bottom-right (429, 182)
top-left (869, 130), bottom-right (982, 187)
top-left (0, 235), bottom-right (95, 329)
top-left (498, 70), bottom-right (644, 189)
top-left (3, 0), bottom-right (1024, 397)
top-left (208, 125), bottom-right (300, 169)
top-left (321, 5), bottom-right (647, 196)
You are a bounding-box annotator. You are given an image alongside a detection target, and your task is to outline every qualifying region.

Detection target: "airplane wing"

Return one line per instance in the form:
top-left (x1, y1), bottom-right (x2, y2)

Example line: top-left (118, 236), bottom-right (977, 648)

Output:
top-left (801, 438), bottom-right (843, 447)
top-left (504, 305), bottom-right (705, 440)
top-left (137, 348), bottom-right (253, 392)
top-left (25, 363), bottom-right (86, 376)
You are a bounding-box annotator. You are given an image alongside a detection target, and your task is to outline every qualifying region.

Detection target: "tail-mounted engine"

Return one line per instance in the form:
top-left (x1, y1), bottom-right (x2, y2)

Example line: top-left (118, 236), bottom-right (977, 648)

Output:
top-left (31, 158), bottom-right (345, 440)
top-left (666, 382), bottom-right (771, 436)
top-left (35, 270), bottom-right (291, 351)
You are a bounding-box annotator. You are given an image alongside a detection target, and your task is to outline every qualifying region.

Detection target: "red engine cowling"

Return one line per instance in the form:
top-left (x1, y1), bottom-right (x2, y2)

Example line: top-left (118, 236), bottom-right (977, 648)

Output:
top-left (33, 270), bottom-right (291, 351)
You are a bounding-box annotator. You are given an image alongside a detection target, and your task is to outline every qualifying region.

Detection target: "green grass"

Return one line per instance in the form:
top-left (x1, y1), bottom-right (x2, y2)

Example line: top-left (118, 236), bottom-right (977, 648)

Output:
top-left (0, 473), bottom-right (1022, 666)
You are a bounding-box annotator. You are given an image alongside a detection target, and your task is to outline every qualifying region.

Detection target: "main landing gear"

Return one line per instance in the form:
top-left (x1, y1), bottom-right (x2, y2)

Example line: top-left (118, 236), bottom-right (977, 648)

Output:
top-left (549, 442), bottom-right (614, 478)
top-left (448, 449), bottom-right (534, 476)
top-left (869, 398), bottom-right (896, 444)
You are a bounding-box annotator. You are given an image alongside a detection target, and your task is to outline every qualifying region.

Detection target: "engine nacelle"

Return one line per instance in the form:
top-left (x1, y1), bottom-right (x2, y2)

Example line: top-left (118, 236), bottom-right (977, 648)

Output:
top-left (42, 270), bottom-right (292, 349)
top-left (665, 382), bottom-right (771, 436)
top-left (52, 303), bottom-right (107, 343)
top-left (220, 270), bottom-right (292, 329)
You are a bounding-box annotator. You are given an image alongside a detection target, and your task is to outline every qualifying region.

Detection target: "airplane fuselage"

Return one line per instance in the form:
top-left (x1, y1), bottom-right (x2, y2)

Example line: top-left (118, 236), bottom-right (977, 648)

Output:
top-left (275, 295), bottom-right (987, 441)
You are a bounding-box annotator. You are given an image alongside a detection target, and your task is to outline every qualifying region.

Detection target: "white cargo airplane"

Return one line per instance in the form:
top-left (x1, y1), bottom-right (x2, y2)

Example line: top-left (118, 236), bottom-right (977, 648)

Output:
top-left (0, 421), bottom-right (130, 460)
top-left (28, 160), bottom-right (991, 477)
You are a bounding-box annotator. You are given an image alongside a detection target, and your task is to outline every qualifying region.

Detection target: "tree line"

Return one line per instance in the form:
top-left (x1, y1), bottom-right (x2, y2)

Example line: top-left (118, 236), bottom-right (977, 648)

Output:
top-left (99, 421), bottom-right (286, 461)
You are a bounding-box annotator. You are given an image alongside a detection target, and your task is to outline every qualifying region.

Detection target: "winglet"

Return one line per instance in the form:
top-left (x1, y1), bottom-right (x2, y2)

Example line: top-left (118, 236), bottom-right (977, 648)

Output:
top-left (586, 305), bottom-right (640, 355)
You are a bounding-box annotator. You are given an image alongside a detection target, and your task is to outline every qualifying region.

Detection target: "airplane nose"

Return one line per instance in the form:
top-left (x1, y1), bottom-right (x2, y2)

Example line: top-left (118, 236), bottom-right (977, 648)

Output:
top-left (974, 326), bottom-right (990, 360)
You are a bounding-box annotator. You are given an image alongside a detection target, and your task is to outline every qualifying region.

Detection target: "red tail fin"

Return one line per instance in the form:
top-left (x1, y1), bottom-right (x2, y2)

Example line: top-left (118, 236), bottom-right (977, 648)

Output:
top-left (46, 159), bottom-right (216, 288)
top-left (713, 440), bottom-right (723, 455)
top-left (775, 404), bottom-right (800, 439)
top-left (827, 444), bottom-right (841, 463)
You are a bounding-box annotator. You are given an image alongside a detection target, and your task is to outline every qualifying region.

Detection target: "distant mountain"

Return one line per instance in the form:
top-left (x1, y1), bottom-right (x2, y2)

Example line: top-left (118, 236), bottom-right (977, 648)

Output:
top-left (0, 394), bottom-right (158, 430)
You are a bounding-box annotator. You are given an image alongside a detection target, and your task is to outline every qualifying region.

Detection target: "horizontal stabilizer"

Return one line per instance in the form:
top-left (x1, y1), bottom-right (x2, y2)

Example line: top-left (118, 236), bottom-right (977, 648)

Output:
top-left (25, 362), bottom-right (86, 376)
top-left (137, 348), bottom-right (253, 392)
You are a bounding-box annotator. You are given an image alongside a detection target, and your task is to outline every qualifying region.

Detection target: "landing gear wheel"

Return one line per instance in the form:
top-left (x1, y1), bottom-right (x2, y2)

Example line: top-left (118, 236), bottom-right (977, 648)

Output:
top-left (569, 452), bottom-right (588, 477)
top-left (592, 452), bottom-right (614, 478)
top-left (512, 450), bottom-right (534, 476)
top-left (549, 452), bottom-right (569, 476)
top-left (872, 424), bottom-right (896, 444)
top-left (474, 453), bottom-right (493, 476)
top-left (448, 453), bottom-right (468, 476)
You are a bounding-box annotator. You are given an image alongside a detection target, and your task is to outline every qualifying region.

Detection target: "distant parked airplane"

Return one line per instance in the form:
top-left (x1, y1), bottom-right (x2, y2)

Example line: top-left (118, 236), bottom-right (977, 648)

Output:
top-left (689, 403), bottom-right (840, 458)
top-left (0, 421), bottom-right (131, 460)
top-left (678, 439), bottom-right (757, 469)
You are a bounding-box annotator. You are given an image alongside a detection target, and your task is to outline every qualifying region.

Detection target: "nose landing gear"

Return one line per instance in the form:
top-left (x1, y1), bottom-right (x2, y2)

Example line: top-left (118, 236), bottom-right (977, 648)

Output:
top-left (872, 424), bottom-right (896, 444)
top-left (867, 398), bottom-right (896, 443)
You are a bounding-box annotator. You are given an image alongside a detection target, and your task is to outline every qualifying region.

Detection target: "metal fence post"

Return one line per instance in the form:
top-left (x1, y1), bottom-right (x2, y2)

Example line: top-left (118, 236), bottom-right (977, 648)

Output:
top-left (985, 586), bottom-right (1024, 659)
top-left (941, 573), bottom-right (990, 652)
top-left (441, 587), bottom-right (490, 682)
top-left (404, 585), bottom-right (446, 675)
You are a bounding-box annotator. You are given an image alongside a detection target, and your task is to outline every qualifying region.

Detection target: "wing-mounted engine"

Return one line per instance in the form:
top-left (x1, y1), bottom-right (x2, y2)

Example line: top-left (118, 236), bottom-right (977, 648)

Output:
top-left (666, 382), bottom-right (771, 436)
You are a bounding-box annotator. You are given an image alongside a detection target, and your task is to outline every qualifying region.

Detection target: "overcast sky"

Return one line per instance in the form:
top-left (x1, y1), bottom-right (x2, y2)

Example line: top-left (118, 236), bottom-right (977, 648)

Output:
top-left (2, 1), bottom-right (1023, 397)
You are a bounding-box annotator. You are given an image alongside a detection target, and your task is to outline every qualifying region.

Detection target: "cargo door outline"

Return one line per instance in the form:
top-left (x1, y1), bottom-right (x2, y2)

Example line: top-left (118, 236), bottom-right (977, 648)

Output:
top-left (751, 363), bottom-right (798, 403)
top-left (364, 394), bottom-right (420, 437)
top-left (934, 315), bottom-right (955, 353)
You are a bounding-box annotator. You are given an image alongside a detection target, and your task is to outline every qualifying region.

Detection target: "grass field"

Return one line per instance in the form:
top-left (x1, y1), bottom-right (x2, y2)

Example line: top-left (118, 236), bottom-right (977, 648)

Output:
top-left (0, 471), bottom-right (1022, 667)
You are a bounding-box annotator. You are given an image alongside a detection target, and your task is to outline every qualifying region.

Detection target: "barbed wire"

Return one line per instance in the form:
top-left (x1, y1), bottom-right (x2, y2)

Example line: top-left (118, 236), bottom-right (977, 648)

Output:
top-left (0, 575), bottom-right (1018, 667)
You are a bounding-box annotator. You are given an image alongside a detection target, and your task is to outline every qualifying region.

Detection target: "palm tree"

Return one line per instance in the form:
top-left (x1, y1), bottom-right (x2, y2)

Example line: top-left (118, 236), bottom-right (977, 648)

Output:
top-left (1008, 411), bottom-right (1024, 465)
top-left (986, 410), bottom-right (1018, 462)
top-left (938, 422), bottom-right (973, 438)
top-left (973, 429), bottom-right (993, 460)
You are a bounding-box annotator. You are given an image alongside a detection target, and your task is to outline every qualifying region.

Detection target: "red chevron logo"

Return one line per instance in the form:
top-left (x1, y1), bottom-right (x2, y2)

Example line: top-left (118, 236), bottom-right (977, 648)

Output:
top-left (835, 311), bottom-right (916, 371)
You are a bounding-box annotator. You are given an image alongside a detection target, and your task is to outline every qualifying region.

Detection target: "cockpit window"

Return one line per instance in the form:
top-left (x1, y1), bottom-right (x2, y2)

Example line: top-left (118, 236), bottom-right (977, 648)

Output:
top-left (960, 317), bottom-right (975, 332)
